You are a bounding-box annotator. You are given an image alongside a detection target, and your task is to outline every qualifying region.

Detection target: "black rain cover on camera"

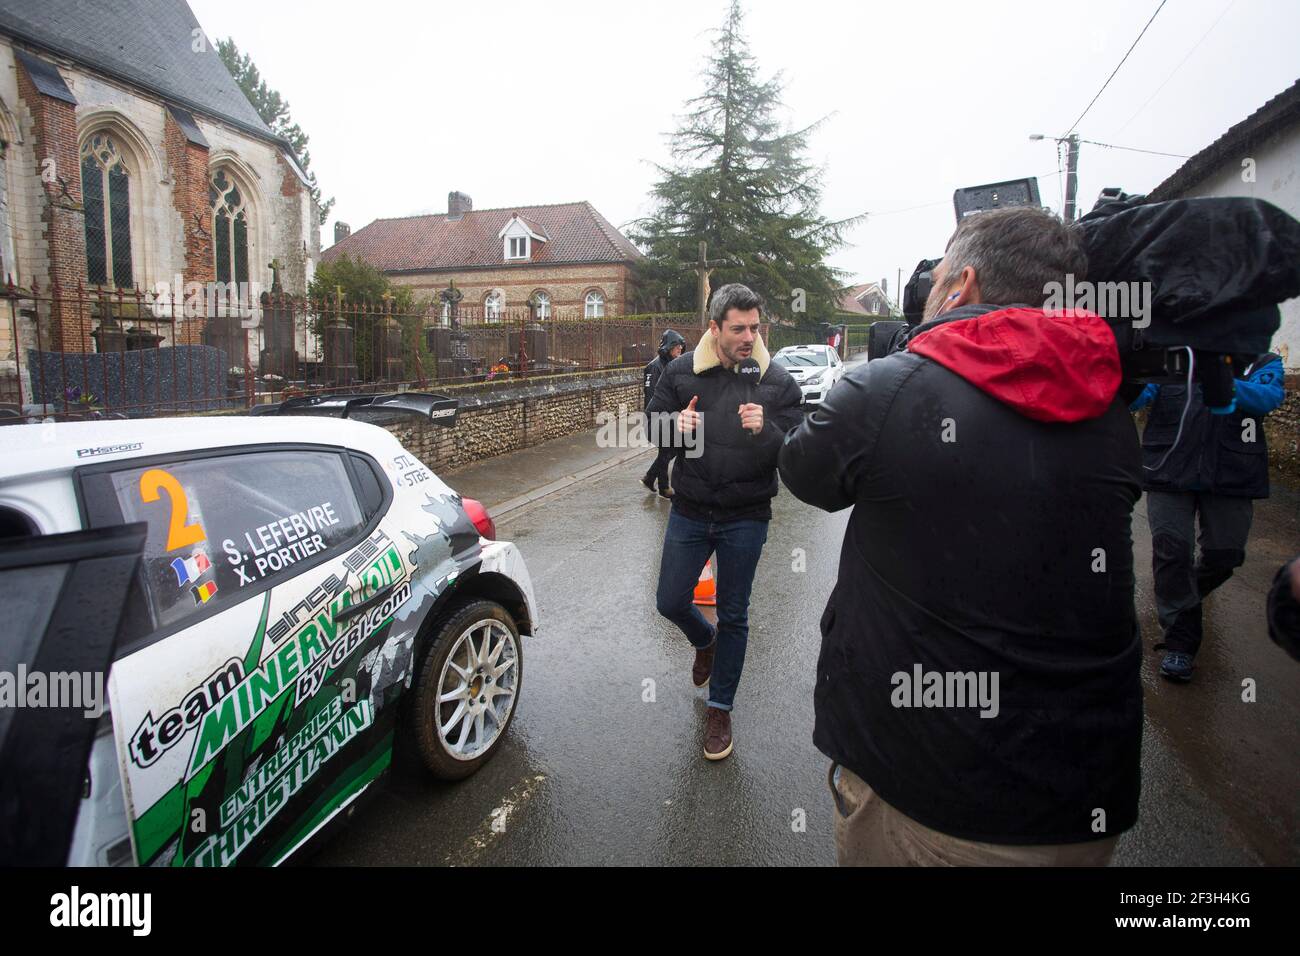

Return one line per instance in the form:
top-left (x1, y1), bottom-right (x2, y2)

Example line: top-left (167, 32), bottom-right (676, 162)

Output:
top-left (1078, 196), bottom-right (1300, 353)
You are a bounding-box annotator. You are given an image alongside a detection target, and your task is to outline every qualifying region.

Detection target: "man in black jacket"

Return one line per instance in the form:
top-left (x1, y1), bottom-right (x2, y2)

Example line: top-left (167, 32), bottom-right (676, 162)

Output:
top-left (780, 207), bottom-right (1142, 865)
top-left (641, 329), bottom-right (686, 498)
top-left (648, 284), bottom-right (803, 761)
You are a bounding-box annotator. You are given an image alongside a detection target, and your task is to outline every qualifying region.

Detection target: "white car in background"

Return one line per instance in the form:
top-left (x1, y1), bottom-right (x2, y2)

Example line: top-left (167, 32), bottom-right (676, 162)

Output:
top-left (773, 344), bottom-right (845, 406)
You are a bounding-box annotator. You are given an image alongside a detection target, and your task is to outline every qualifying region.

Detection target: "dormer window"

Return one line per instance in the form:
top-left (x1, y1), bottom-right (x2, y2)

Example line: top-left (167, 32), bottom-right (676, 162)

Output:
top-left (499, 214), bottom-right (547, 263)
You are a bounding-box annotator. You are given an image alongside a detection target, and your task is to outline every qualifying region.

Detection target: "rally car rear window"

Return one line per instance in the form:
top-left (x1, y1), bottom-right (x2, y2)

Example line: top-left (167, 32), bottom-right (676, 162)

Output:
top-left (79, 449), bottom-right (366, 645)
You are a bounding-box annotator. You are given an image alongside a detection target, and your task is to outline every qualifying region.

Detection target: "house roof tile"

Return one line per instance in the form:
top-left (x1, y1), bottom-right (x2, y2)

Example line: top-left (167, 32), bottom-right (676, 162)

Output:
top-left (323, 201), bottom-right (643, 272)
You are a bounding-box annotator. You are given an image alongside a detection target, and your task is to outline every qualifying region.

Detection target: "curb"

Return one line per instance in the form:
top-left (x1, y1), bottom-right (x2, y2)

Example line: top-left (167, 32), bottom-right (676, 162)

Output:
top-left (491, 445), bottom-right (657, 521)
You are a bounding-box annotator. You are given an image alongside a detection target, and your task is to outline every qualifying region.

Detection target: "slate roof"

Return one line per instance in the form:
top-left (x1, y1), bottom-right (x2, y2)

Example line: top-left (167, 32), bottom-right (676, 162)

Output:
top-left (324, 201), bottom-right (644, 273)
top-left (1149, 79), bottom-right (1300, 201)
top-left (0, 0), bottom-right (279, 145)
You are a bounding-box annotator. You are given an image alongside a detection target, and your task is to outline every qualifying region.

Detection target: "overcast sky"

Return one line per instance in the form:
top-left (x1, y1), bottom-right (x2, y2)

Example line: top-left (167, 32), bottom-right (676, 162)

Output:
top-left (189, 0), bottom-right (1299, 299)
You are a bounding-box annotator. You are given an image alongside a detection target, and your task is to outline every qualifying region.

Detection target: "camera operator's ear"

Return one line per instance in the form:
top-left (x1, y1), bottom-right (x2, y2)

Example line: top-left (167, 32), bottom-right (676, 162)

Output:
top-left (948, 266), bottom-right (981, 309)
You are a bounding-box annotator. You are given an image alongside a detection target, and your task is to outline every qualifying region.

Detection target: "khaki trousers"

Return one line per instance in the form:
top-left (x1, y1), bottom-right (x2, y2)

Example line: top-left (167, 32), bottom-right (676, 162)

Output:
top-left (829, 763), bottom-right (1118, 867)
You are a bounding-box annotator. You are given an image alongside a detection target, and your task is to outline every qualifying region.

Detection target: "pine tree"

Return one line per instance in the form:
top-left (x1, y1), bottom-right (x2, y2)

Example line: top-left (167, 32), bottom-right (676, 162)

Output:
top-left (217, 38), bottom-right (334, 225)
top-left (630, 0), bottom-right (861, 324)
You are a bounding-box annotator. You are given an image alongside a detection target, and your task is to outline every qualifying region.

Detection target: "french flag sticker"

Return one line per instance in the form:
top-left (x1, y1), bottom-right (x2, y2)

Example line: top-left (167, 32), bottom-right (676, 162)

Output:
top-left (171, 549), bottom-right (212, 587)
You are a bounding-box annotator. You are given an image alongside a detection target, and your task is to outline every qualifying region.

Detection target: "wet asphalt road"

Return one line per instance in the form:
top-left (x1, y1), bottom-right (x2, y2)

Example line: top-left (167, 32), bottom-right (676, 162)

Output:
top-left (315, 417), bottom-right (1300, 867)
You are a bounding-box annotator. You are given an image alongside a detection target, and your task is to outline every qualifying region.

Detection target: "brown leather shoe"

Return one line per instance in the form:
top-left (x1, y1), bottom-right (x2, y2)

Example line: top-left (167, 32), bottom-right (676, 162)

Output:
top-left (692, 638), bottom-right (715, 688)
top-left (703, 706), bottom-right (733, 761)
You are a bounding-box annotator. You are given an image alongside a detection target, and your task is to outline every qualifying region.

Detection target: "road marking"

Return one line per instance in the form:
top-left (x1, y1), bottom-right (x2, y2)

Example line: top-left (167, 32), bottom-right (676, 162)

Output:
top-left (445, 774), bottom-right (547, 865)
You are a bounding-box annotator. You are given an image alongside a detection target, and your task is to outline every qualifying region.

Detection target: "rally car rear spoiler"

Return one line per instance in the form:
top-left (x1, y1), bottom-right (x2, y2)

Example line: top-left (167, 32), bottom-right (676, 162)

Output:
top-left (250, 392), bottom-right (459, 425)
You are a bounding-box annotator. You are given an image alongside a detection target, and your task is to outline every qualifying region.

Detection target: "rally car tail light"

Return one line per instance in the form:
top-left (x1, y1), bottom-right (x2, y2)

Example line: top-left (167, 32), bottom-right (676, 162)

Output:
top-left (462, 498), bottom-right (496, 541)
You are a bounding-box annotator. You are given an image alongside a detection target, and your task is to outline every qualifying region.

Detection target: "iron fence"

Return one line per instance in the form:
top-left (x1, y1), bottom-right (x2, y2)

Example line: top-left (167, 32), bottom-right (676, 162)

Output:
top-left (0, 281), bottom-right (722, 421)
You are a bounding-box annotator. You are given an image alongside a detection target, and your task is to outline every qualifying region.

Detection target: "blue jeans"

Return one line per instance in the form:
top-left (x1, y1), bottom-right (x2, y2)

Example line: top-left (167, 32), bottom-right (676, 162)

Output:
top-left (654, 510), bottom-right (769, 710)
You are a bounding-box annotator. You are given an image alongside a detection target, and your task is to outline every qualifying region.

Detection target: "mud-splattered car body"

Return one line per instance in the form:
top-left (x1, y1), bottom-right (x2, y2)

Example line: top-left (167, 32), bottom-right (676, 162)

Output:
top-left (0, 413), bottom-right (536, 866)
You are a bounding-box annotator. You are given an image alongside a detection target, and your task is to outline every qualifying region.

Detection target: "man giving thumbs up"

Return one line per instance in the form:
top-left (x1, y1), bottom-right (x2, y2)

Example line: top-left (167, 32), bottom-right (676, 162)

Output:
top-left (646, 283), bottom-right (804, 760)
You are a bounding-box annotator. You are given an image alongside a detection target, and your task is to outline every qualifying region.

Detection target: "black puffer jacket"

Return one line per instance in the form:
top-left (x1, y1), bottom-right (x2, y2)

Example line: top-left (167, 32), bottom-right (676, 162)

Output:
top-left (643, 355), bottom-right (670, 408)
top-left (779, 304), bottom-right (1143, 845)
top-left (647, 333), bottom-right (804, 523)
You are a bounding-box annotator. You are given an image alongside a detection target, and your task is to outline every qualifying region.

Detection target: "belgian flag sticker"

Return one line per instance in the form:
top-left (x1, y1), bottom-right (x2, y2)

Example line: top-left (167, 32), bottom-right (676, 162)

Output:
top-left (190, 580), bottom-right (219, 605)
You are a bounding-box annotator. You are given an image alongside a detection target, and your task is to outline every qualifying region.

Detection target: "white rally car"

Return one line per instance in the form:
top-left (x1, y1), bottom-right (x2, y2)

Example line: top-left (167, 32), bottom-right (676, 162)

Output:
top-left (772, 344), bottom-right (845, 406)
top-left (0, 394), bottom-right (537, 867)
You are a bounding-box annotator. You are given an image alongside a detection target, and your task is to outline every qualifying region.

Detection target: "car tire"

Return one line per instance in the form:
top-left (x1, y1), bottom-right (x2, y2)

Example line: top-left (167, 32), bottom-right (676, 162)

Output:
top-left (405, 598), bottom-right (523, 781)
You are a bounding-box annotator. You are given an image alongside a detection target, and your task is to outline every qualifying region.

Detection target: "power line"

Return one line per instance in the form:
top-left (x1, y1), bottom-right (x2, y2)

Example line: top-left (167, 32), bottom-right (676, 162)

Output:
top-left (865, 169), bottom-right (1066, 219)
top-left (1065, 0), bottom-right (1169, 136)
top-left (1114, 0), bottom-right (1238, 136)
top-left (1077, 138), bottom-right (1189, 159)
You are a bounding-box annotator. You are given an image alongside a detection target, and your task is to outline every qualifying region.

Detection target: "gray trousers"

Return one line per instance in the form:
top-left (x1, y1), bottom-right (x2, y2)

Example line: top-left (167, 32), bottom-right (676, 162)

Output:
top-left (1146, 491), bottom-right (1254, 655)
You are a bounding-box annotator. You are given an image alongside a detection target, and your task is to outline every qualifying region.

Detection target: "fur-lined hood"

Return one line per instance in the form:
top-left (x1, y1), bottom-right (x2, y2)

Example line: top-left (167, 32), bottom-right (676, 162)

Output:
top-left (691, 328), bottom-right (772, 377)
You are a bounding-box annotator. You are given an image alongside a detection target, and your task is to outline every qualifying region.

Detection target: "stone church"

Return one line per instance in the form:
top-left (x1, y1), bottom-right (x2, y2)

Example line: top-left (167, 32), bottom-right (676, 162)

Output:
top-left (0, 0), bottom-right (321, 372)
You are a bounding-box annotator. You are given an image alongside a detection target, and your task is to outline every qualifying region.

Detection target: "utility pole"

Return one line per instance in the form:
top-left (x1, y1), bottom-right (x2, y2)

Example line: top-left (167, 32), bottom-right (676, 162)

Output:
top-left (1030, 132), bottom-right (1082, 221)
top-left (1063, 133), bottom-right (1080, 223)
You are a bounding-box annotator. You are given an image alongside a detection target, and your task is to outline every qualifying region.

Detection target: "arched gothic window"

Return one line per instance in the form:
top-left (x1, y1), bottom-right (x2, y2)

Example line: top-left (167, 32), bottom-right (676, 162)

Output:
top-left (210, 168), bottom-right (251, 285)
top-left (80, 133), bottom-right (134, 288)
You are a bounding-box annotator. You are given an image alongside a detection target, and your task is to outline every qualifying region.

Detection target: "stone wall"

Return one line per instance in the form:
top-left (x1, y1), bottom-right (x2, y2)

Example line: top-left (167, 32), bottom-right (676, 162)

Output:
top-left (1266, 372), bottom-right (1300, 484)
top-left (379, 368), bottom-right (640, 473)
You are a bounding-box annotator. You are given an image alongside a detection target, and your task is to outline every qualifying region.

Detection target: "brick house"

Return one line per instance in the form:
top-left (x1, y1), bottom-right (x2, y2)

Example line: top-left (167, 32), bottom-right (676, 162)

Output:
top-left (0, 0), bottom-right (320, 363)
top-left (837, 280), bottom-right (896, 318)
top-left (324, 192), bottom-right (643, 321)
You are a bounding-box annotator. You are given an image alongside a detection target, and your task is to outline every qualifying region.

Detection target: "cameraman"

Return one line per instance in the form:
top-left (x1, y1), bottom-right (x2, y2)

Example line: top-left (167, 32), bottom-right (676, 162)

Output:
top-left (779, 207), bottom-right (1142, 865)
top-left (1129, 351), bottom-right (1285, 682)
top-left (641, 329), bottom-right (686, 498)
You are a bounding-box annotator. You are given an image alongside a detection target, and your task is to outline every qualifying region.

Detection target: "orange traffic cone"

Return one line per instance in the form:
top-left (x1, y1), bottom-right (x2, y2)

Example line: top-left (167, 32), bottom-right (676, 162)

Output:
top-left (693, 555), bottom-right (717, 606)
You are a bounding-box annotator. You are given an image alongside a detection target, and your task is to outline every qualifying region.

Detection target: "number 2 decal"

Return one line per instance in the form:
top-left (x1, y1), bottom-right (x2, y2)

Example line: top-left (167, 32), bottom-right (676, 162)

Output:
top-left (139, 468), bottom-right (207, 552)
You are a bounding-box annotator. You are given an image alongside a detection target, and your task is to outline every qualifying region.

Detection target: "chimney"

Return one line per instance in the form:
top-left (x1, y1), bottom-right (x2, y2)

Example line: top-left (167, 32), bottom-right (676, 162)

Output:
top-left (334, 221), bottom-right (351, 245)
top-left (881, 277), bottom-right (888, 296)
top-left (447, 191), bottom-right (473, 220)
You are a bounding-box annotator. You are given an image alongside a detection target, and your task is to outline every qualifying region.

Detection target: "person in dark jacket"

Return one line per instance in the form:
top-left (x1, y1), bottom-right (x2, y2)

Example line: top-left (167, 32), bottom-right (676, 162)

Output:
top-left (1267, 556), bottom-right (1300, 662)
top-left (641, 329), bottom-right (687, 498)
top-left (1129, 353), bottom-right (1285, 681)
top-left (779, 207), bottom-right (1142, 865)
top-left (647, 283), bottom-right (803, 761)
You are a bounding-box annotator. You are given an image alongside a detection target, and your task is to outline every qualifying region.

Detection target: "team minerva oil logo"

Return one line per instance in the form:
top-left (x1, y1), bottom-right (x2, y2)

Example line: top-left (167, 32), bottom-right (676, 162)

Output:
top-left (126, 541), bottom-right (407, 773)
